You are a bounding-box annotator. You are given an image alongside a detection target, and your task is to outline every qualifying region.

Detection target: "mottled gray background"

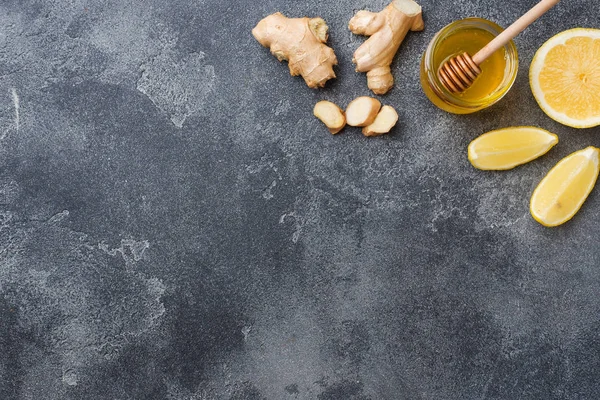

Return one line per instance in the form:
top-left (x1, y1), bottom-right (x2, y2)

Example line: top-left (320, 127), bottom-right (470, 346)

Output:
top-left (0, 0), bottom-right (599, 399)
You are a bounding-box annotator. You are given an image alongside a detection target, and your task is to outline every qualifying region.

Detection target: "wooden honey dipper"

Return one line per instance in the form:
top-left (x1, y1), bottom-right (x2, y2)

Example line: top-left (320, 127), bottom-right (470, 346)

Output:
top-left (438, 0), bottom-right (561, 93)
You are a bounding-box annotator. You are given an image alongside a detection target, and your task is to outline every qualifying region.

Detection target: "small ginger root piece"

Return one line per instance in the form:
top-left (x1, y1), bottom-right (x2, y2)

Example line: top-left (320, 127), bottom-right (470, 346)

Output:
top-left (345, 97), bottom-right (382, 127)
top-left (314, 101), bottom-right (346, 134)
top-left (252, 13), bottom-right (338, 88)
top-left (362, 106), bottom-right (399, 137)
top-left (349, 0), bottom-right (424, 94)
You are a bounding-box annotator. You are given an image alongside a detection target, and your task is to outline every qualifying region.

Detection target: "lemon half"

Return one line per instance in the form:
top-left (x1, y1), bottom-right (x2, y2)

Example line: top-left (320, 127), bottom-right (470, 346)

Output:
top-left (530, 28), bottom-right (600, 128)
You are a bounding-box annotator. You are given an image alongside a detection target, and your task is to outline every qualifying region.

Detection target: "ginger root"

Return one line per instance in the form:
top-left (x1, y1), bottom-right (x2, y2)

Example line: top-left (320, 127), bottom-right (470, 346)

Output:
top-left (345, 97), bottom-right (381, 127)
top-left (252, 13), bottom-right (338, 88)
top-left (314, 101), bottom-right (346, 134)
top-left (363, 105), bottom-right (398, 137)
top-left (349, 0), bottom-right (424, 94)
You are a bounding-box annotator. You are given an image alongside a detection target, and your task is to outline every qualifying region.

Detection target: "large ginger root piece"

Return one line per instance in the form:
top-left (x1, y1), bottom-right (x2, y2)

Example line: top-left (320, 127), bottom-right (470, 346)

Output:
top-left (349, 0), bottom-right (424, 94)
top-left (363, 106), bottom-right (398, 137)
top-left (345, 97), bottom-right (381, 127)
top-left (314, 101), bottom-right (346, 134)
top-left (252, 13), bottom-right (338, 88)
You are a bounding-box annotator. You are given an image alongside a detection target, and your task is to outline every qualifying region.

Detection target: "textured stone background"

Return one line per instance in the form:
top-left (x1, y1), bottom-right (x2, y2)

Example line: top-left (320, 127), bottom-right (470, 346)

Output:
top-left (1, 0), bottom-right (599, 399)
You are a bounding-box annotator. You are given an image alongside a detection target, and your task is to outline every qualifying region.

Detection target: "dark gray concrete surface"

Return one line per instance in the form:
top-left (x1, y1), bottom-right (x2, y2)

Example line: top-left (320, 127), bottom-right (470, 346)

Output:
top-left (1, 0), bottom-right (599, 399)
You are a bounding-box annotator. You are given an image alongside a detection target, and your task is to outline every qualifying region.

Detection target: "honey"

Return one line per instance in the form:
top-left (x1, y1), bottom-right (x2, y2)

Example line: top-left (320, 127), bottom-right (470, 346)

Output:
top-left (420, 18), bottom-right (519, 114)
top-left (435, 29), bottom-right (506, 101)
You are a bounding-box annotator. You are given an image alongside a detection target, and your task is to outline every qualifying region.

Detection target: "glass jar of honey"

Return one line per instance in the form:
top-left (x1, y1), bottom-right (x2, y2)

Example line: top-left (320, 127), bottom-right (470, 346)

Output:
top-left (420, 18), bottom-right (519, 114)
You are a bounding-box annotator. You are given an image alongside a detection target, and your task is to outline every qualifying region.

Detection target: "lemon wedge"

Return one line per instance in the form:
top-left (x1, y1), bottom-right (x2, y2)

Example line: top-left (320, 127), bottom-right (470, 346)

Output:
top-left (468, 127), bottom-right (558, 170)
top-left (530, 28), bottom-right (600, 128)
top-left (530, 146), bottom-right (600, 227)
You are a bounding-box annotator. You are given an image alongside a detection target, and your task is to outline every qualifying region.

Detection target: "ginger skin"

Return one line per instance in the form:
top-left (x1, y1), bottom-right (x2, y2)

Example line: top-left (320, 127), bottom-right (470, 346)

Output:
top-left (349, 0), bottom-right (424, 94)
top-left (253, 13), bottom-right (338, 88)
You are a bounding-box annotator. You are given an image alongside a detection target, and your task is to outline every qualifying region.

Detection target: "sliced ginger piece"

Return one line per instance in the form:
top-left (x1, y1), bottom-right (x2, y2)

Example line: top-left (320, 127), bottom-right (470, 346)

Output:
top-left (349, 0), bottom-right (424, 94)
top-left (345, 97), bottom-right (381, 127)
top-left (252, 13), bottom-right (338, 88)
top-left (314, 101), bottom-right (346, 134)
top-left (362, 106), bottom-right (398, 137)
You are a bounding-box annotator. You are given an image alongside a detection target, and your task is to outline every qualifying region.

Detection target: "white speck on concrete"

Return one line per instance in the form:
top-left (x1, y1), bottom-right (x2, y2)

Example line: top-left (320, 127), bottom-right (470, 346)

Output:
top-left (98, 239), bottom-right (150, 263)
top-left (48, 210), bottom-right (70, 224)
top-left (11, 88), bottom-right (19, 133)
top-left (274, 99), bottom-right (291, 116)
top-left (146, 276), bottom-right (166, 324)
top-left (262, 180), bottom-right (277, 200)
top-left (279, 212), bottom-right (304, 243)
top-left (0, 88), bottom-right (20, 140)
top-left (62, 370), bottom-right (78, 386)
top-left (137, 51), bottom-right (216, 128)
top-left (122, 239), bottom-right (150, 261)
top-left (242, 325), bottom-right (252, 341)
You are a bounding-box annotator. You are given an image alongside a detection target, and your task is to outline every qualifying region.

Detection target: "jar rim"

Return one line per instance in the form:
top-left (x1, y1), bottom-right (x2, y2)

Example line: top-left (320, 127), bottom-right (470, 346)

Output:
top-left (423, 17), bottom-right (519, 110)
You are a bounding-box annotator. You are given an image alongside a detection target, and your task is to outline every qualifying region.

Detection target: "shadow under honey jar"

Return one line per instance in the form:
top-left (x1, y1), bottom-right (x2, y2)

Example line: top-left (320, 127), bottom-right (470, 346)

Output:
top-left (420, 18), bottom-right (519, 114)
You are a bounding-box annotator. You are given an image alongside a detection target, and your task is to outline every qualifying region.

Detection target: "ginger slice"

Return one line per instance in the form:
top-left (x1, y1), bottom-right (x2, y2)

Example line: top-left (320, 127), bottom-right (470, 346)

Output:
top-left (363, 106), bottom-right (399, 137)
top-left (349, 0), bottom-right (424, 94)
top-left (314, 101), bottom-right (346, 134)
top-left (345, 97), bottom-right (382, 127)
top-left (252, 13), bottom-right (338, 88)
